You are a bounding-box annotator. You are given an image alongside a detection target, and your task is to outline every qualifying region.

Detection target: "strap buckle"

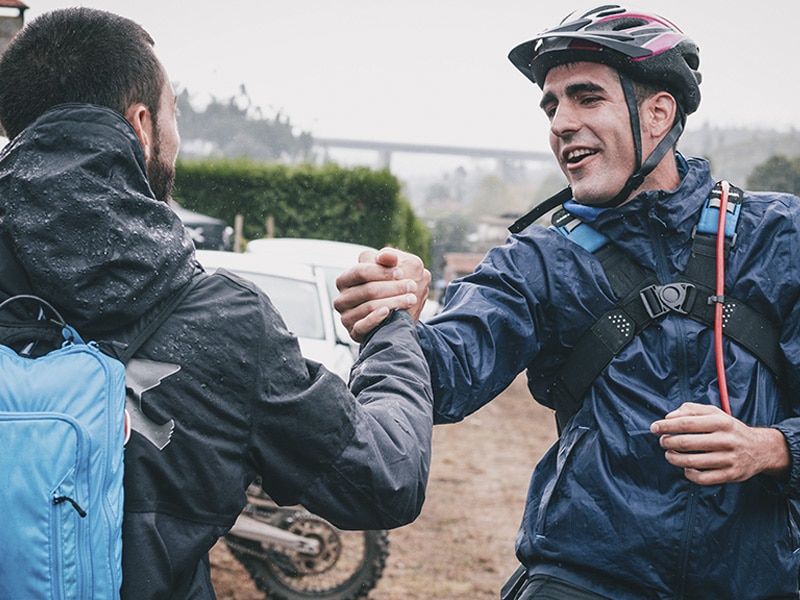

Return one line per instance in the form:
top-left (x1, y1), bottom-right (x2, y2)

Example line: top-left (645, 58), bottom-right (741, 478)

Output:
top-left (640, 283), bottom-right (696, 319)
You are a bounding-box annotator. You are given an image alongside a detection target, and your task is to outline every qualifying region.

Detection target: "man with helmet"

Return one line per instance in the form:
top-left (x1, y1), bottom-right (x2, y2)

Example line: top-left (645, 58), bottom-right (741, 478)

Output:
top-left (336, 4), bottom-right (800, 599)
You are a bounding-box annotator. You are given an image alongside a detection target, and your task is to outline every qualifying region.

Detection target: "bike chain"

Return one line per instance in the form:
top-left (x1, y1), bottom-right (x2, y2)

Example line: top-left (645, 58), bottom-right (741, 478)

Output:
top-left (225, 535), bottom-right (271, 562)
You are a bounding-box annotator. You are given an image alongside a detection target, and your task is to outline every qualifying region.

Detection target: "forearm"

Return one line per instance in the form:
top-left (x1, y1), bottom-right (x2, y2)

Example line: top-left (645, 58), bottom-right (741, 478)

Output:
top-left (301, 310), bottom-right (433, 529)
top-left (418, 309), bottom-right (535, 425)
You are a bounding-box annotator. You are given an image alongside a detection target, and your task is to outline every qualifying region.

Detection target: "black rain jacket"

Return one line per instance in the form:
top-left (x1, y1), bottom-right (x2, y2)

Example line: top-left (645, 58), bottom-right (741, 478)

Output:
top-left (0, 103), bottom-right (433, 599)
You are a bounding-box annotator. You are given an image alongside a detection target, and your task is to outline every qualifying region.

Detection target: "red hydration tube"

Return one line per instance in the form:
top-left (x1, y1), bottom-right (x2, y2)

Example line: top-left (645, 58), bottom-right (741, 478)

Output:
top-left (714, 181), bottom-right (732, 415)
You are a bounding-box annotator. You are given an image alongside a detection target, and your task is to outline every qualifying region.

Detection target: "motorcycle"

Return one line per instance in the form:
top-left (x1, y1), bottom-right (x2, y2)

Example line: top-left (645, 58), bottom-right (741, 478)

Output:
top-left (225, 481), bottom-right (390, 600)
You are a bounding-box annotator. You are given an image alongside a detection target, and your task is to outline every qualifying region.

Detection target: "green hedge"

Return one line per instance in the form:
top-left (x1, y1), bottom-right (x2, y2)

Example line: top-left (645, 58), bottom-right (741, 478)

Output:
top-left (173, 159), bottom-right (431, 264)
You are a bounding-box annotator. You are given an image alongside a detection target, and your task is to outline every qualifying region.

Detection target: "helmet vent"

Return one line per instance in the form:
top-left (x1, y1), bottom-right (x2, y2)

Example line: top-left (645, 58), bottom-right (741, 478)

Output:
top-left (683, 51), bottom-right (700, 70)
top-left (593, 5), bottom-right (626, 18)
top-left (609, 17), bottom-right (649, 31)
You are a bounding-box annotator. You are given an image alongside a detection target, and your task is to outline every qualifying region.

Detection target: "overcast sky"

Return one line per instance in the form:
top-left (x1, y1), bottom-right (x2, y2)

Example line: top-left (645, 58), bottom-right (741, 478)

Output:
top-left (20, 1), bottom-right (800, 165)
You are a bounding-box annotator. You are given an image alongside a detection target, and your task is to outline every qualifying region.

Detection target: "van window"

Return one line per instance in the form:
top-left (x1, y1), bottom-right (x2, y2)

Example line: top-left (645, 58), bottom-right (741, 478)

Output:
top-left (241, 272), bottom-right (325, 340)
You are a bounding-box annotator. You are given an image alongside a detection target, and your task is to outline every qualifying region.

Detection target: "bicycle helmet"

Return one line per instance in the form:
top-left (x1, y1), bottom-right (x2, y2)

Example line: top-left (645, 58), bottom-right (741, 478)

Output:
top-left (508, 5), bottom-right (702, 207)
top-left (509, 4), bottom-right (701, 114)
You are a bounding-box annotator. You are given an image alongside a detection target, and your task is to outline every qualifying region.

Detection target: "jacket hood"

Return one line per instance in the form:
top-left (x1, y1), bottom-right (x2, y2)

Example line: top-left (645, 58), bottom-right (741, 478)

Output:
top-left (0, 103), bottom-right (197, 334)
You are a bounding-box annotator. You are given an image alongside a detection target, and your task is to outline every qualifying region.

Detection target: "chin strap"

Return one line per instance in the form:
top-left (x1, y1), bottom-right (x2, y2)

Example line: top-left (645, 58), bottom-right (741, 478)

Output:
top-left (592, 73), bottom-right (685, 209)
top-left (509, 186), bottom-right (574, 234)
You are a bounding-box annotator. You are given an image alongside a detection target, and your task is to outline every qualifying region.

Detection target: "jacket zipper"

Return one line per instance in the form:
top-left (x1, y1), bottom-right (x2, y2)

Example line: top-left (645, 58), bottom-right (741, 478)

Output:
top-left (648, 208), bottom-right (695, 600)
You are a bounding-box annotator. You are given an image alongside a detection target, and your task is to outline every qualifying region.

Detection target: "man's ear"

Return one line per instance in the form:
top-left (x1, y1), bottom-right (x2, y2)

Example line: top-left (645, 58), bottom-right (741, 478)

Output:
top-left (643, 91), bottom-right (677, 139)
top-left (125, 102), bottom-right (153, 163)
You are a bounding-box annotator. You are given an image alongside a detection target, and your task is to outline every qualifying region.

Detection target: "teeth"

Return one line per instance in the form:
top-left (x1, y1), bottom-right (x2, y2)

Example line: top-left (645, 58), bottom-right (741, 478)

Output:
top-left (566, 149), bottom-right (594, 162)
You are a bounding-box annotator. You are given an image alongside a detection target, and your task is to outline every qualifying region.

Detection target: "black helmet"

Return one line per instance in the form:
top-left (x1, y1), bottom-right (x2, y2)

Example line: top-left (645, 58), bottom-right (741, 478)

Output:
top-left (508, 4), bottom-right (702, 115)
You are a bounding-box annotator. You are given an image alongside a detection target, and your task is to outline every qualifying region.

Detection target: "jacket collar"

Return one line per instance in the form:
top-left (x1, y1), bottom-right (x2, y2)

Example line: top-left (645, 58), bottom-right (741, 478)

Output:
top-left (557, 155), bottom-right (717, 278)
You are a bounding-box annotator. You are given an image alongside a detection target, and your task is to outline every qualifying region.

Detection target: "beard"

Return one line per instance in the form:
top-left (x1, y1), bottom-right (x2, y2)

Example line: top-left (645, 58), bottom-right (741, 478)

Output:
top-left (146, 130), bottom-right (176, 203)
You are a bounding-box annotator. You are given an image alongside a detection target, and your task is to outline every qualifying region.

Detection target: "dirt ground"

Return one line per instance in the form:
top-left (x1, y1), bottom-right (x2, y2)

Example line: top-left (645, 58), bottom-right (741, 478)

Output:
top-left (209, 374), bottom-right (558, 600)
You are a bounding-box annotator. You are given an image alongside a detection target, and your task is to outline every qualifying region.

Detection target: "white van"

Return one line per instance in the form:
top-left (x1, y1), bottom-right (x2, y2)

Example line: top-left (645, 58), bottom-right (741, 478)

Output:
top-left (246, 238), bottom-right (375, 355)
top-left (195, 249), bottom-right (356, 382)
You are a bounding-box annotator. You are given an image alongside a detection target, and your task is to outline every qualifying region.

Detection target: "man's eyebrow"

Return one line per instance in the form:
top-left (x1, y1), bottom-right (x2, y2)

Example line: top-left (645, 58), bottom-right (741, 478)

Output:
top-left (539, 82), bottom-right (607, 110)
top-left (539, 91), bottom-right (556, 111)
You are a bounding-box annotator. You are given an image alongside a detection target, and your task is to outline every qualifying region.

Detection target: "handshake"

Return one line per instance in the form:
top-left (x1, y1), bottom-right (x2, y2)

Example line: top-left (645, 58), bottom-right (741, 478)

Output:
top-left (334, 248), bottom-right (431, 343)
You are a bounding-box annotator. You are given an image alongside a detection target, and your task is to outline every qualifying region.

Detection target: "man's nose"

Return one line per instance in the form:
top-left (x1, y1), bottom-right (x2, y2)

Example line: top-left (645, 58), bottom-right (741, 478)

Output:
top-left (550, 104), bottom-right (580, 138)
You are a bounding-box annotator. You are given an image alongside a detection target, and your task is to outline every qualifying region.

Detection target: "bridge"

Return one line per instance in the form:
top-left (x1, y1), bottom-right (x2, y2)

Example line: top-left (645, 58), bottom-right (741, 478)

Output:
top-left (313, 137), bottom-right (555, 170)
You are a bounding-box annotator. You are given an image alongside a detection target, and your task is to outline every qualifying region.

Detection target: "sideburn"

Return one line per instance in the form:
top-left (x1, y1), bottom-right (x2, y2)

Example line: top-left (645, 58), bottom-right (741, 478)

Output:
top-left (146, 118), bottom-right (176, 203)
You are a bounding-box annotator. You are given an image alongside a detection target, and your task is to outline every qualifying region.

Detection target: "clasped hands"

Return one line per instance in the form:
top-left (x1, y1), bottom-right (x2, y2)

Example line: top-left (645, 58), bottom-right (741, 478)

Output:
top-left (334, 247), bottom-right (430, 342)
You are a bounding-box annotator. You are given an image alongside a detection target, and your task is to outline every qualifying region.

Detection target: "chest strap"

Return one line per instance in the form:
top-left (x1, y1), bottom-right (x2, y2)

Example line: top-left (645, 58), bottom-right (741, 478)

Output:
top-left (544, 183), bottom-right (781, 432)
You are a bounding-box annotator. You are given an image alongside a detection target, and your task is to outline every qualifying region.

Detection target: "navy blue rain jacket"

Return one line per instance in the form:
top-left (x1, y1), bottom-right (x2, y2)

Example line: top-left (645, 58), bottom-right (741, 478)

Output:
top-left (0, 104), bottom-right (433, 599)
top-left (418, 156), bottom-right (800, 599)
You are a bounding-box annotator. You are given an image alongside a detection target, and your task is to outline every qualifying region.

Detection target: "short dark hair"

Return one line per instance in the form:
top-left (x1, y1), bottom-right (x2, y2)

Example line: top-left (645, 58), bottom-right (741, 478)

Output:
top-left (0, 7), bottom-right (165, 139)
top-left (632, 80), bottom-right (666, 107)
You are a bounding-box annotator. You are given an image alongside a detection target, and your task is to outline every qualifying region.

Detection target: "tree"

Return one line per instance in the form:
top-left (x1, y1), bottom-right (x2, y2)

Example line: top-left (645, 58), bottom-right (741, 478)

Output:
top-left (746, 154), bottom-right (800, 195)
top-left (175, 85), bottom-right (313, 162)
top-left (427, 214), bottom-right (475, 282)
top-left (174, 159), bottom-right (431, 263)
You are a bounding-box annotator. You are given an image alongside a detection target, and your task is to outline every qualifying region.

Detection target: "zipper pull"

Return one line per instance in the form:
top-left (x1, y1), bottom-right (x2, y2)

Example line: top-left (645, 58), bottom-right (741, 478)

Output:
top-left (53, 495), bottom-right (87, 518)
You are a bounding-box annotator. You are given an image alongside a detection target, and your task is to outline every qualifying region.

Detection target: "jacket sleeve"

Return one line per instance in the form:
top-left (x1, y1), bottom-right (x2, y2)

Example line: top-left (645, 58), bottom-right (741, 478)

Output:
top-left (417, 235), bottom-right (553, 425)
top-left (251, 304), bottom-right (432, 530)
top-left (773, 420), bottom-right (800, 497)
top-left (772, 277), bottom-right (800, 499)
top-left (297, 310), bottom-right (433, 529)
top-left (762, 192), bottom-right (800, 499)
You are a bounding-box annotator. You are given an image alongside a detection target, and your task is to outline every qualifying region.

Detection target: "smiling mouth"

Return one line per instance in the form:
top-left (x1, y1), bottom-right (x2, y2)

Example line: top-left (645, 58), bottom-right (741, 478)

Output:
top-left (564, 148), bottom-right (598, 166)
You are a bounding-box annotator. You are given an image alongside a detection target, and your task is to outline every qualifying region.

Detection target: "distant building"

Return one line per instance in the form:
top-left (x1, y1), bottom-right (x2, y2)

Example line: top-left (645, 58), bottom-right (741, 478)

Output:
top-left (0, 0), bottom-right (26, 55)
top-left (474, 214), bottom-right (516, 249)
top-left (441, 252), bottom-right (486, 285)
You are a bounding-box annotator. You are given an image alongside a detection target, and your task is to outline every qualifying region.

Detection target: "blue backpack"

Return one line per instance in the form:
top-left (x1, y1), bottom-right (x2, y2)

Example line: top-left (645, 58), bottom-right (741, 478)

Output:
top-left (0, 285), bottom-right (192, 598)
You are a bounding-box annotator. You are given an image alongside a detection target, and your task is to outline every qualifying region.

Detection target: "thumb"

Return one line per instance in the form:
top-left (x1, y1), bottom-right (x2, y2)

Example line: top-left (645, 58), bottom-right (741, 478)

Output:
top-left (375, 247), bottom-right (400, 268)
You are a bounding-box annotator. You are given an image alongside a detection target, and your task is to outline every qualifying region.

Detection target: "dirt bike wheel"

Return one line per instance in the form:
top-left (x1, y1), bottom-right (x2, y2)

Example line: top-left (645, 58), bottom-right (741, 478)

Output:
top-left (226, 525), bottom-right (389, 600)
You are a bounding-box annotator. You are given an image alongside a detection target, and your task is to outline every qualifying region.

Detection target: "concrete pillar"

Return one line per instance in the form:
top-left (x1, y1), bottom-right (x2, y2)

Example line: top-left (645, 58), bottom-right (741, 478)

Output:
top-left (377, 149), bottom-right (391, 170)
top-left (0, 2), bottom-right (26, 56)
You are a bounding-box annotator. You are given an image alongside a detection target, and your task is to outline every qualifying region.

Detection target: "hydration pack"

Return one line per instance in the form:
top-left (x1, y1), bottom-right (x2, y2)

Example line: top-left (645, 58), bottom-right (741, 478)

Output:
top-left (510, 182), bottom-right (780, 432)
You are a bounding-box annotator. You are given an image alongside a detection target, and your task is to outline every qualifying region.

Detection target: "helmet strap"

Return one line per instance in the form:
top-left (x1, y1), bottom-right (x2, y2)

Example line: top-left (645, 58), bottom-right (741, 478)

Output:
top-left (621, 74), bottom-right (644, 174)
top-left (593, 73), bottom-right (684, 209)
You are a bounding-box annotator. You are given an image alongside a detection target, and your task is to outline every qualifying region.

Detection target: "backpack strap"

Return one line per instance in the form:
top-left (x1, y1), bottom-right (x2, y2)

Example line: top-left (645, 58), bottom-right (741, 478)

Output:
top-left (675, 185), bottom-right (780, 372)
top-left (541, 182), bottom-right (781, 432)
top-left (0, 295), bottom-right (78, 356)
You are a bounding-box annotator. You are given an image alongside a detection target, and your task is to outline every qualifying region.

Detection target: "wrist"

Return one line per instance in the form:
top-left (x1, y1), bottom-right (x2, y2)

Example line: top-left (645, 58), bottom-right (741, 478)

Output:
top-left (759, 427), bottom-right (791, 479)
